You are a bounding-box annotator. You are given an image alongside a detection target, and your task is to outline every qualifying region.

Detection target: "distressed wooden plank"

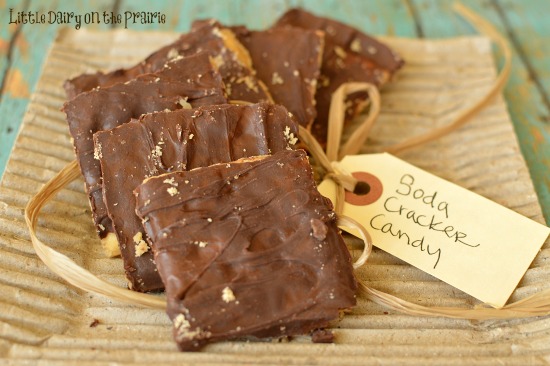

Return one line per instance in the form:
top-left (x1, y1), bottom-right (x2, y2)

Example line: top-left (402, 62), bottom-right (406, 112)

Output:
top-left (0, 0), bottom-right (22, 88)
top-left (0, 0), bottom-right (29, 181)
top-left (297, 0), bottom-right (418, 36)
top-left (112, 0), bottom-right (418, 37)
top-left (497, 0), bottom-right (550, 99)
top-left (0, 0), bottom-right (115, 179)
top-left (410, 0), bottom-right (550, 224)
top-left (494, 0), bottom-right (550, 224)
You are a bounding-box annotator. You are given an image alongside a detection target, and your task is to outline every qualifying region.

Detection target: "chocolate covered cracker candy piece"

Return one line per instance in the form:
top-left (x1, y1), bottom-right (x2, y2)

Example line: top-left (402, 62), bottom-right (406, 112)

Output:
top-left (275, 8), bottom-right (404, 143)
top-left (276, 8), bottom-right (403, 73)
top-left (63, 52), bottom-right (226, 255)
top-left (95, 103), bottom-right (298, 292)
top-left (134, 150), bottom-right (357, 351)
top-left (64, 69), bottom-right (142, 101)
top-left (194, 20), bottom-right (323, 129)
top-left (312, 48), bottom-right (384, 144)
top-left (65, 22), bottom-right (271, 103)
top-left (231, 26), bottom-right (324, 129)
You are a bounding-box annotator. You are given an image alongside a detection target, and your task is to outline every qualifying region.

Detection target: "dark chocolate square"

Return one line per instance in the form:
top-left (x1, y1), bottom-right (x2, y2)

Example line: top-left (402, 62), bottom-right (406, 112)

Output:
top-left (134, 149), bottom-right (357, 350)
top-left (275, 8), bottom-right (404, 143)
top-left (95, 103), bottom-right (298, 292)
top-left (232, 25), bottom-right (324, 129)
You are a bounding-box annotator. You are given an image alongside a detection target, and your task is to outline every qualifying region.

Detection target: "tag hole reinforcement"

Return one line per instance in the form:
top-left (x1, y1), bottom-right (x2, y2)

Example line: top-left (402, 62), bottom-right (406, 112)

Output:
top-left (353, 181), bottom-right (371, 196)
top-left (345, 172), bottom-right (383, 206)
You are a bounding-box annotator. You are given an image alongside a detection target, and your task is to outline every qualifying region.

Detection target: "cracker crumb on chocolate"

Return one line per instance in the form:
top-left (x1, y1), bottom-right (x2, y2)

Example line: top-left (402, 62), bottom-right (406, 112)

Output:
top-left (271, 72), bottom-right (284, 85)
top-left (167, 187), bottom-right (179, 196)
top-left (173, 313), bottom-right (210, 342)
top-left (283, 125), bottom-right (298, 146)
top-left (163, 177), bottom-right (178, 187)
top-left (350, 39), bottom-right (362, 53)
top-left (222, 287), bottom-right (236, 303)
top-left (334, 46), bottom-right (347, 59)
top-left (174, 313), bottom-right (189, 330)
top-left (167, 48), bottom-right (179, 59)
top-left (152, 145), bottom-right (163, 158)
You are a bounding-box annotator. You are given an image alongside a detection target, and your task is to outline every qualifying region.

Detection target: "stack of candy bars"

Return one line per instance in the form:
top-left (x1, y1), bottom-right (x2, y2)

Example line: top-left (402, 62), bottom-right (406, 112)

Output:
top-left (63, 8), bottom-right (403, 351)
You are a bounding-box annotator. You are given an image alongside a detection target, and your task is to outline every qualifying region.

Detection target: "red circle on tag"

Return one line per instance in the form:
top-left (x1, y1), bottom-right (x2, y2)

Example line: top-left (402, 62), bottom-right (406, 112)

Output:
top-left (345, 172), bottom-right (383, 206)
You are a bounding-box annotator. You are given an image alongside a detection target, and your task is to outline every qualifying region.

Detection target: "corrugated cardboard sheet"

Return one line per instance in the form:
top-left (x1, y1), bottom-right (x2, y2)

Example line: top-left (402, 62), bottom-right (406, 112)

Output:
top-left (0, 29), bottom-right (549, 365)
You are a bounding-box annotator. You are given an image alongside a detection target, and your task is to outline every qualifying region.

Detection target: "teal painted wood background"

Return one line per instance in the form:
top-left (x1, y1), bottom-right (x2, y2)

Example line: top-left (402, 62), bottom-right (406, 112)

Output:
top-left (0, 0), bottom-right (549, 224)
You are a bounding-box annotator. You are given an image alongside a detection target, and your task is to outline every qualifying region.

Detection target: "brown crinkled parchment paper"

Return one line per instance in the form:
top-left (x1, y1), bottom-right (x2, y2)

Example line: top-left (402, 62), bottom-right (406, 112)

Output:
top-left (1, 28), bottom-right (549, 365)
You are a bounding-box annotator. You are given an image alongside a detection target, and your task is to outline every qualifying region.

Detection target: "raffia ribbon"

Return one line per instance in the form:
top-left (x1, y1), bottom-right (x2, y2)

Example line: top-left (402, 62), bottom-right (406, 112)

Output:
top-left (25, 160), bottom-right (166, 309)
top-left (24, 3), bottom-right (550, 320)
top-left (297, 2), bottom-right (550, 319)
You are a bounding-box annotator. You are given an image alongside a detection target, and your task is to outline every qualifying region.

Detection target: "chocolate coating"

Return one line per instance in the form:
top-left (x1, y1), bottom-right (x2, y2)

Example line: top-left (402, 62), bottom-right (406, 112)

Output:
top-left (312, 44), bottom-right (385, 144)
top-left (63, 52), bottom-right (226, 242)
top-left (64, 67), bottom-right (143, 101)
top-left (64, 22), bottom-right (271, 103)
top-left (95, 103), bottom-right (298, 292)
top-left (227, 24), bottom-right (324, 129)
top-left (275, 8), bottom-right (403, 72)
top-left (275, 8), bottom-right (404, 144)
top-left (134, 150), bottom-right (357, 351)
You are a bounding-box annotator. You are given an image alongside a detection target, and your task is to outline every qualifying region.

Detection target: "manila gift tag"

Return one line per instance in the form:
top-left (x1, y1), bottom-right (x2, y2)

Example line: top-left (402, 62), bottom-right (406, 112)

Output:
top-left (318, 153), bottom-right (550, 308)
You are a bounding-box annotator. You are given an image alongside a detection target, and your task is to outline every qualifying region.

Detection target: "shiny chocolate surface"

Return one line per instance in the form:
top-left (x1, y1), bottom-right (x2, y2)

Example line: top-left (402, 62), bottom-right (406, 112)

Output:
top-left (135, 150), bottom-right (357, 350)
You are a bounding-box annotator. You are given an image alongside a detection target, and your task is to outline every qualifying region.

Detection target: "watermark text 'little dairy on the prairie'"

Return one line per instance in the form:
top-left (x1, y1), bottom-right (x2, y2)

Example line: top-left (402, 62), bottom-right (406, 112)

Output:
top-left (8, 8), bottom-right (166, 29)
